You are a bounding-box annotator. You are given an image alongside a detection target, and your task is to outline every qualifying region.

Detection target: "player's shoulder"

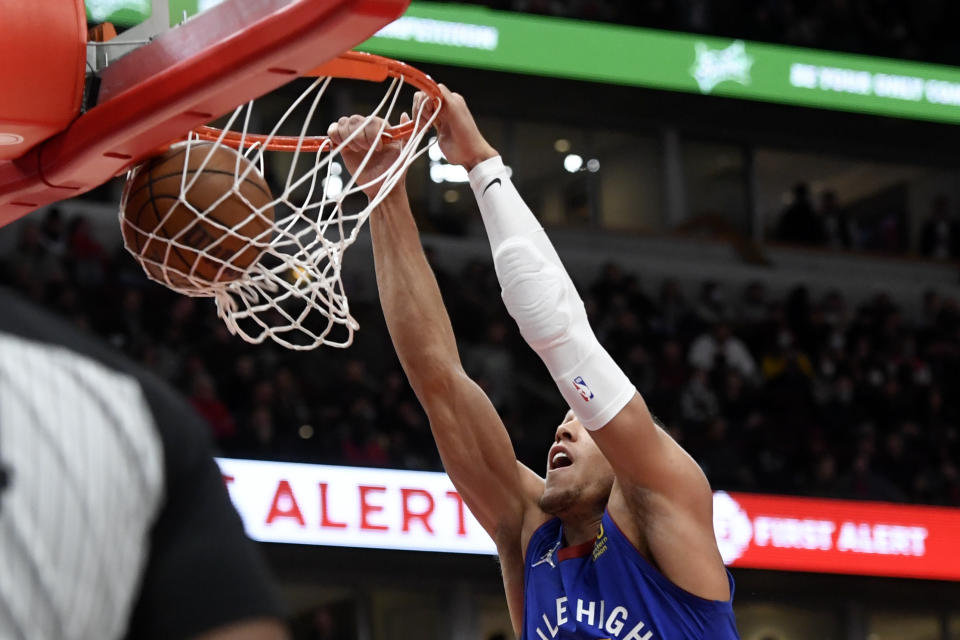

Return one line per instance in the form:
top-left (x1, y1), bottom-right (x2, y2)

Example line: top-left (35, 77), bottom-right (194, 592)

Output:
top-left (522, 511), bottom-right (558, 559)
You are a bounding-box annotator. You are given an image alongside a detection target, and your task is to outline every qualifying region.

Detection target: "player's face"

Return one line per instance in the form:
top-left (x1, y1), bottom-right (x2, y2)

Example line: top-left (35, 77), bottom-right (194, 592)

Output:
top-left (539, 411), bottom-right (614, 518)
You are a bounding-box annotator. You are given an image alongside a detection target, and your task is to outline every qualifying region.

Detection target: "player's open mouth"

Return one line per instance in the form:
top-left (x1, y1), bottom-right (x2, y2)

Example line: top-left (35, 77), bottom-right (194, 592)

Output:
top-left (549, 446), bottom-right (573, 471)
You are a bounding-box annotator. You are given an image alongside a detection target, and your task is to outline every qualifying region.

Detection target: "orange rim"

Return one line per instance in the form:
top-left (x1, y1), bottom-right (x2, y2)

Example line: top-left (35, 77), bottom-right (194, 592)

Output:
top-left (190, 51), bottom-right (441, 152)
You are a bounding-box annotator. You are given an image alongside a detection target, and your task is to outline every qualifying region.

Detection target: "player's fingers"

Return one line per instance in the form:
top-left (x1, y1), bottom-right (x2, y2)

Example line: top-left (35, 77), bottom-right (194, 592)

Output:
top-left (421, 92), bottom-right (437, 115)
top-left (341, 115), bottom-right (361, 146)
top-left (346, 114), bottom-right (369, 152)
top-left (414, 90), bottom-right (441, 131)
top-left (437, 84), bottom-right (465, 125)
top-left (362, 119), bottom-right (384, 151)
top-left (415, 95), bottom-right (435, 132)
top-left (328, 116), bottom-right (349, 146)
top-left (439, 84), bottom-right (462, 108)
top-left (380, 112), bottom-right (410, 147)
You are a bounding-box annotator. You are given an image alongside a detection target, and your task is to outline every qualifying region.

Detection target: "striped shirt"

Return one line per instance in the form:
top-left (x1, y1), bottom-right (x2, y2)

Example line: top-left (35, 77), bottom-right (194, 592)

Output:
top-left (0, 288), bottom-right (280, 639)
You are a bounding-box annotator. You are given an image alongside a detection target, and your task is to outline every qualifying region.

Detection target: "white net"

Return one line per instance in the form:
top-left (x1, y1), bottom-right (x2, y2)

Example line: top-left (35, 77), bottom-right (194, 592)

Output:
top-left (119, 70), bottom-right (439, 350)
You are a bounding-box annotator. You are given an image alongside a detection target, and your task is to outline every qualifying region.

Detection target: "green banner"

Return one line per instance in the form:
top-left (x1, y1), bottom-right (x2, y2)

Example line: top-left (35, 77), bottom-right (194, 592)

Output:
top-left (85, 0), bottom-right (151, 24)
top-left (359, 3), bottom-right (960, 125)
top-left (85, 0), bottom-right (213, 26)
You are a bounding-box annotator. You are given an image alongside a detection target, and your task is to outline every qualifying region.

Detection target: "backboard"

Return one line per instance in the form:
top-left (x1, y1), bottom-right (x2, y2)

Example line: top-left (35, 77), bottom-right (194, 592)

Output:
top-left (0, 0), bottom-right (409, 226)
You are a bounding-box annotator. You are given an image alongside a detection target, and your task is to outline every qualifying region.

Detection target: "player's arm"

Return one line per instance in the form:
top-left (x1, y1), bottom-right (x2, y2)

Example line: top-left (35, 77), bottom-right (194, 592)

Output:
top-left (428, 87), bottom-right (729, 599)
top-left (326, 115), bottom-right (544, 544)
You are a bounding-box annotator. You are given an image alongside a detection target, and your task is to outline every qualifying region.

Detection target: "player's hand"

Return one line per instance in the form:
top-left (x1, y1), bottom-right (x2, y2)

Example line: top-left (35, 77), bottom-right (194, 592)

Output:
top-left (413, 85), bottom-right (498, 171)
top-left (327, 114), bottom-right (408, 199)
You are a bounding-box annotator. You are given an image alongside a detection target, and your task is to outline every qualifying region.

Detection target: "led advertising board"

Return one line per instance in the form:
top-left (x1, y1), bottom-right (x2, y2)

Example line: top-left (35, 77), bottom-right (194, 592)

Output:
top-left (218, 458), bottom-right (960, 580)
top-left (360, 3), bottom-right (960, 125)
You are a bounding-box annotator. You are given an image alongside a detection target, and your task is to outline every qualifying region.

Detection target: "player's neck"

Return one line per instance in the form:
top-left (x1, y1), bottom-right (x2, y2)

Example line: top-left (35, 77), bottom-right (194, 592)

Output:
top-left (561, 512), bottom-right (603, 547)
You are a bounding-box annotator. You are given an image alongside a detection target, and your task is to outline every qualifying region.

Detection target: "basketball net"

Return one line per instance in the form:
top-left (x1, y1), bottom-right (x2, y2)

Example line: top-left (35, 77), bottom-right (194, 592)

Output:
top-left (119, 62), bottom-right (439, 350)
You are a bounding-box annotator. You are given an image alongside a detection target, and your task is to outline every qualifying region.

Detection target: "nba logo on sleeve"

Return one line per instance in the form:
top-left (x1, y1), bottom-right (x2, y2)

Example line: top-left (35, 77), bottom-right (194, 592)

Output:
top-left (572, 376), bottom-right (594, 402)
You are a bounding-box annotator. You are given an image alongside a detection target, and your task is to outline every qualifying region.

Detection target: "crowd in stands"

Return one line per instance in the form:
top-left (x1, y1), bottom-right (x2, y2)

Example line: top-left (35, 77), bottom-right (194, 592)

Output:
top-left (775, 185), bottom-right (960, 259)
top-left (438, 0), bottom-right (960, 67)
top-left (3, 208), bottom-right (960, 506)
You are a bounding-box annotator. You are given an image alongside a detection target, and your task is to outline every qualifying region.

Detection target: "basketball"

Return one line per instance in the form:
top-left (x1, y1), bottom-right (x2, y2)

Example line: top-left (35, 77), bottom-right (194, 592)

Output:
top-left (120, 142), bottom-right (275, 291)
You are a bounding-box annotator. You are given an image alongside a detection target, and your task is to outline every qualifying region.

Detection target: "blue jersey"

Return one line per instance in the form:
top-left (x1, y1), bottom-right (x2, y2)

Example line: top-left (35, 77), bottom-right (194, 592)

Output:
top-left (522, 510), bottom-right (740, 640)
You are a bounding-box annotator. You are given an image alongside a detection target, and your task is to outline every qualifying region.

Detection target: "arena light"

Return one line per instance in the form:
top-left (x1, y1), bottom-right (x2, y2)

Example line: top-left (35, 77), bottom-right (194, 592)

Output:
top-left (297, 425), bottom-right (314, 439)
top-left (217, 458), bottom-right (960, 580)
top-left (430, 162), bottom-right (469, 183)
top-left (427, 137), bottom-right (471, 183)
top-left (563, 154), bottom-right (583, 173)
top-left (427, 139), bottom-right (444, 162)
top-left (322, 175), bottom-right (344, 197)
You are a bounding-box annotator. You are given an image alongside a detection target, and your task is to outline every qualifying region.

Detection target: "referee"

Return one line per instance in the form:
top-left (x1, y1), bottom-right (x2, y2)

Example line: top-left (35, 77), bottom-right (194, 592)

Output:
top-left (0, 287), bottom-right (287, 640)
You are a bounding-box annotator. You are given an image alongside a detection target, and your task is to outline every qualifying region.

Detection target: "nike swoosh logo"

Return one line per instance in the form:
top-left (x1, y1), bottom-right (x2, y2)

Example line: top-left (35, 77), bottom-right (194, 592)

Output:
top-left (482, 178), bottom-right (502, 197)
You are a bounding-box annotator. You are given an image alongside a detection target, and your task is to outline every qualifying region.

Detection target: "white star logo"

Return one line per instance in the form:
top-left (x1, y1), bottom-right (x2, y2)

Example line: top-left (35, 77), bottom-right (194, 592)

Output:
top-left (690, 40), bottom-right (754, 94)
top-left (713, 491), bottom-right (753, 564)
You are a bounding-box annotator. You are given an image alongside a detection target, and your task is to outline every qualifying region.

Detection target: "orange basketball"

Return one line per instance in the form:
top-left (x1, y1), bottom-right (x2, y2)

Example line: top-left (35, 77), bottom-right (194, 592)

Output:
top-left (121, 142), bottom-right (275, 291)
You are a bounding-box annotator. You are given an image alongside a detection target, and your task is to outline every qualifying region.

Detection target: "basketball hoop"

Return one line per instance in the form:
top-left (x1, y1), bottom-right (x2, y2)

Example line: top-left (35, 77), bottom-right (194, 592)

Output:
top-left (119, 51), bottom-right (442, 350)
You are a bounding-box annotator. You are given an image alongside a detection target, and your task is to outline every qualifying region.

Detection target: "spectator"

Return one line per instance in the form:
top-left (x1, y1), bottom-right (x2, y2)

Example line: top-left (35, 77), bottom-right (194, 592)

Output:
top-left (189, 373), bottom-right (237, 442)
top-left (11, 221), bottom-right (66, 285)
top-left (719, 370), bottom-right (753, 425)
top-left (622, 343), bottom-right (657, 396)
top-left (688, 322), bottom-right (758, 380)
top-left (834, 452), bottom-right (906, 502)
top-left (808, 454), bottom-right (840, 498)
top-left (273, 366), bottom-right (310, 429)
top-left (65, 214), bottom-right (108, 291)
top-left (738, 280), bottom-right (769, 327)
top-left (919, 194), bottom-right (960, 259)
top-left (108, 289), bottom-right (148, 353)
top-left (590, 261), bottom-right (629, 315)
top-left (39, 207), bottom-right (67, 256)
top-left (652, 278), bottom-right (691, 338)
top-left (776, 182), bottom-right (825, 246)
top-left (651, 339), bottom-right (688, 424)
top-left (341, 423), bottom-right (391, 467)
top-left (238, 405), bottom-right (277, 454)
top-left (697, 418), bottom-right (749, 489)
top-left (819, 190), bottom-right (857, 250)
top-left (694, 280), bottom-right (729, 326)
top-left (680, 368), bottom-right (720, 425)
top-left (465, 320), bottom-right (517, 411)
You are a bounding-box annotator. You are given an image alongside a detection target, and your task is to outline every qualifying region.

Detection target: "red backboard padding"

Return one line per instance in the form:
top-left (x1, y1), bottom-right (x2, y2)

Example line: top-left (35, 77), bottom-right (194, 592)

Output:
top-left (0, 0), bottom-right (409, 225)
top-left (0, 0), bottom-right (86, 161)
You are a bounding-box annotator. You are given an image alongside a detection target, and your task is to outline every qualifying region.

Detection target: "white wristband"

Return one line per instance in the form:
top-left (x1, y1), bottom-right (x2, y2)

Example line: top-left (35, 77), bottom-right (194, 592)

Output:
top-left (555, 342), bottom-right (637, 431)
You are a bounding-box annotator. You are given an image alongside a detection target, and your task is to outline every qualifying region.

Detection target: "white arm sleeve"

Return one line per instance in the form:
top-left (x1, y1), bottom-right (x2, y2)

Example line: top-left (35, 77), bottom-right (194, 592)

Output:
top-left (468, 156), bottom-right (636, 430)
